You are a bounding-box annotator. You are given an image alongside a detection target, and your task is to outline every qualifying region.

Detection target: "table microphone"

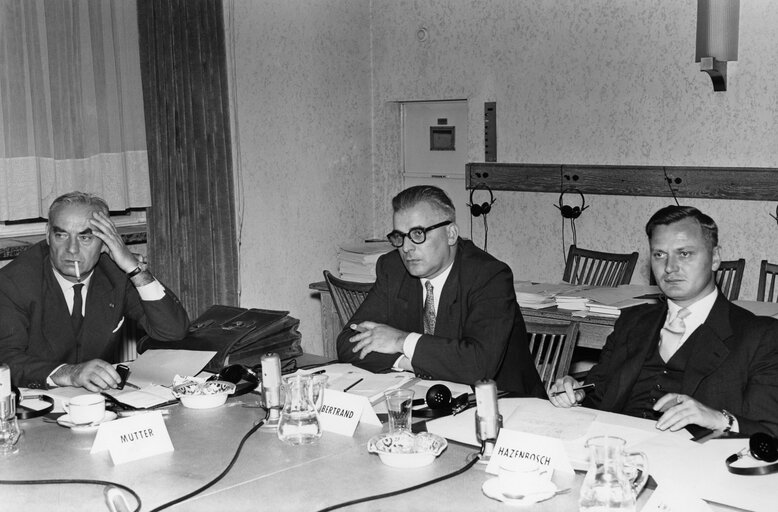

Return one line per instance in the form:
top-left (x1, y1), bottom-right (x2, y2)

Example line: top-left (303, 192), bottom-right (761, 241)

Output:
top-left (474, 379), bottom-right (502, 463)
top-left (261, 353), bottom-right (283, 429)
top-left (0, 364), bottom-right (14, 421)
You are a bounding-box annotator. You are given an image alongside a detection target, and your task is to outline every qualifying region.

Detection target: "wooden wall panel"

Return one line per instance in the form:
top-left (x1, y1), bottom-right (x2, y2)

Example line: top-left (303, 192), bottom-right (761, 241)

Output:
top-left (467, 163), bottom-right (778, 201)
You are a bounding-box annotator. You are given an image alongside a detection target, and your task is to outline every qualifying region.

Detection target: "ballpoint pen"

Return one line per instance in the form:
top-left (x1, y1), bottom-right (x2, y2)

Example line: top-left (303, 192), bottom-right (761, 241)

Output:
top-left (343, 378), bottom-right (363, 392)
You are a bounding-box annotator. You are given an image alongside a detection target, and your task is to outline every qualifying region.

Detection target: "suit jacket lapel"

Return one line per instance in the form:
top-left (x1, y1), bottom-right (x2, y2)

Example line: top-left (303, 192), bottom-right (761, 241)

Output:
top-left (397, 271), bottom-right (423, 332)
top-left (682, 294), bottom-right (732, 394)
top-left (82, 265), bottom-right (119, 341)
top-left (435, 247), bottom-right (462, 337)
top-left (601, 304), bottom-right (666, 411)
top-left (41, 264), bottom-right (75, 348)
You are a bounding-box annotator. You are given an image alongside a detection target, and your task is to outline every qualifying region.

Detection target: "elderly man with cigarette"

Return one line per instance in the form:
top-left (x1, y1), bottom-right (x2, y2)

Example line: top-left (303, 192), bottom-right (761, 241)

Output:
top-left (0, 192), bottom-right (189, 391)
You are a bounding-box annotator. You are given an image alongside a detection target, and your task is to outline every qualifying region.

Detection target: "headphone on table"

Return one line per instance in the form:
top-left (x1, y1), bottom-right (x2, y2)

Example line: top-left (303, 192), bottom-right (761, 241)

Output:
top-left (468, 183), bottom-right (496, 217)
top-left (726, 432), bottom-right (778, 475)
top-left (10, 386), bottom-right (54, 419)
top-left (556, 188), bottom-right (589, 219)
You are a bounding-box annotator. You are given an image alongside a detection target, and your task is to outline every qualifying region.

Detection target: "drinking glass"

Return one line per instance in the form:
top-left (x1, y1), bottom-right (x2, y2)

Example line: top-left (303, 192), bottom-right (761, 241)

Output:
top-left (384, 388), bottom-right (414, 434)
top-left (0, 417), bottom-right (22, 455)
top-left (309, 374), bottom-right (328, 411)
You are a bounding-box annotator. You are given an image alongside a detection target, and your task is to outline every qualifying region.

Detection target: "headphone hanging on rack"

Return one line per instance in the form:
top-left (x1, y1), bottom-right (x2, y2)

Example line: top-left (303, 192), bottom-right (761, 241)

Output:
top-left (468, 183), bottom-right (496, 217)
top-left (555, 188), bottom-right (588, 219)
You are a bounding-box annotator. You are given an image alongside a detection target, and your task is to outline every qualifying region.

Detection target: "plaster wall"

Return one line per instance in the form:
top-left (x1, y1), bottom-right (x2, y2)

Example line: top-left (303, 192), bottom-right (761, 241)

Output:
top-left (371, 0), bottom-right (778, 300)
top-left (227, 0), bottom-right (372, 354)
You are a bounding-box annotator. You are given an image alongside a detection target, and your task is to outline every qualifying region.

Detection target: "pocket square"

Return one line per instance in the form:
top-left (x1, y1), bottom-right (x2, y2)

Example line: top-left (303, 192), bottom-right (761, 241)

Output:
top-left (112, 316), bottom-right (125, 333)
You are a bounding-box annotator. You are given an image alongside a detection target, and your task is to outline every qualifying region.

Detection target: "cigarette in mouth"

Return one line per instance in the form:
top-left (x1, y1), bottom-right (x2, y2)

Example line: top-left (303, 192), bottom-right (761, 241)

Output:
top-left (74, 261), bottom-right (80, 281)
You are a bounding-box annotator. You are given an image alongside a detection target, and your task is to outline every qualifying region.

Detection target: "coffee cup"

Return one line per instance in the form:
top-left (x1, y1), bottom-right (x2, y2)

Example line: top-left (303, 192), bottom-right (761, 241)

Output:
top-left (64, 394), bottom-right (105, 425)
top-left (498, 459), bottom-right (552, 498)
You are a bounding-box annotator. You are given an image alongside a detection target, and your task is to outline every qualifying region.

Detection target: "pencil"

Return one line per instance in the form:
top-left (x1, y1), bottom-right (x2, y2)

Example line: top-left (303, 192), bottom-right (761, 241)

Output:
top-left (550, 383), bottom-right (595, 397)
top-left (343, 378), bottom-right (363, 392)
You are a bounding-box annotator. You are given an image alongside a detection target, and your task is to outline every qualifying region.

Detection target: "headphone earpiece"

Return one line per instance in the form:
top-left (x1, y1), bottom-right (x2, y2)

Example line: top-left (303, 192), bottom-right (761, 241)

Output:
top-left (727, 431), bottom-right (778, 475)
top-left (556, 188), bottom-right (588, 219)
top-left (469, 184), bottom-right (496, 217)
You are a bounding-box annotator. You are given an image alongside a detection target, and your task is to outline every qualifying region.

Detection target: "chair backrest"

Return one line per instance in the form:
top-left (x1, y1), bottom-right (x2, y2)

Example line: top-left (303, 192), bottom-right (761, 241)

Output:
top-left (563, 245), bottom-right (639, 287)
top-left (714, 258), bottom-right (745, 301)
top-left (757, 260), bottom-right (778, 302)
top-left (322, 270), bottom-right (374, 329)
top-left (525, 321), bottom-right (579, 390)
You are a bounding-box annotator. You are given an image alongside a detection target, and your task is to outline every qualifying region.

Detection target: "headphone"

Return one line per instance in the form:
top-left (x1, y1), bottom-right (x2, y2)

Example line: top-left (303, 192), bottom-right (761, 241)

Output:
top-left (556, 188), bottom-right (589, 219)
top-left (468, 183), bottom-right (496, 217)
top-left (726, 432), bottom-right (778, 475)
top-left (10, 386), bottom-right (54, 419)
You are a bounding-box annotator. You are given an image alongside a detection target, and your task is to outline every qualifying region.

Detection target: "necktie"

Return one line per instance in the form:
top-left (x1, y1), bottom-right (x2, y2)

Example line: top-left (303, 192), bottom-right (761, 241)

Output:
top-left (659, 307), bottom-right (690, 362)
top-left (71, 283), bottom-right (84, 334)
top-left (423, 281), bottom-right (436, 335)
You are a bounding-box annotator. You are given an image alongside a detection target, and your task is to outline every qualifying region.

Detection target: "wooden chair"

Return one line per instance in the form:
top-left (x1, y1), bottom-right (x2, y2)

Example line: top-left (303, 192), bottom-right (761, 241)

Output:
top-left (714, 258), bottom-right (745, 301)
top-left (563, 245), bottom-right (639, 287)
top-left (526, 321), bottom-right (580, 390)
top-left (322, 270), bottom-right (374, 329)
top-left (757, 260), bottom-right (778, 302)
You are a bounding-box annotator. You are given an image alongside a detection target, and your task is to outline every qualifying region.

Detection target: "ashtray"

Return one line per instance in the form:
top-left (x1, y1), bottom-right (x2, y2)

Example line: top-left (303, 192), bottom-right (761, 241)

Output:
top-left (367, 431), bottom-right (447, 468)
top-left (172, 380), bottom-right (236, 409)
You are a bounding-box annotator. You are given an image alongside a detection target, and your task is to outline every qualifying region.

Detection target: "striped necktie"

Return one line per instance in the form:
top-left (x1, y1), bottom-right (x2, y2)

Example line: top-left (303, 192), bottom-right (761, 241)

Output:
top-left (423, 281), bottom-right (436, 335)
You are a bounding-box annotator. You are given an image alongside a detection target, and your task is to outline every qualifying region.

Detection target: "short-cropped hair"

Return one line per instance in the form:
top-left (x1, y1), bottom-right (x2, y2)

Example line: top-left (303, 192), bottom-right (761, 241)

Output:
top-left (47, 191), bottom-right (110, 220)
top-left (391, 185), bottom-right (456, 221)
top-left (645, 205), bottom-right (718, 249)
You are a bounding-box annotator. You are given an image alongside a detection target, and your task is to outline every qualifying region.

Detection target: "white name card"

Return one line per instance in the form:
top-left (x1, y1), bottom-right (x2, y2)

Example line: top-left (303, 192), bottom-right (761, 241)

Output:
top-left (318, 389), bottom-right (381, 436)
top-left (90, 411), bottom-right (174, 465)
top-left (485, 428), bottom-right (575, 475)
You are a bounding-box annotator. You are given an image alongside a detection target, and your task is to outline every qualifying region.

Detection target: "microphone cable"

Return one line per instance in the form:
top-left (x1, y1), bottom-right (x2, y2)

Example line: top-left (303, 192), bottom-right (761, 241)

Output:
top-left (663, 167), bottom-right (681, 206)
top-left (0, 477), bottom-right (142, 512)
top-left (0, 410), bottom-right (268, 512)
top-left (315, 450), bottom-right (482, 512)
top-left (149, 411), bottom-right (267, 512)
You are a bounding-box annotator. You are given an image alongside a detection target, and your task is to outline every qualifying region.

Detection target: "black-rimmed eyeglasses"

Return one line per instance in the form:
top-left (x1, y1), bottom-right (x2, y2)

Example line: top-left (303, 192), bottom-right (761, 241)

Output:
top-left (386, 220), bottom-right (452, 248)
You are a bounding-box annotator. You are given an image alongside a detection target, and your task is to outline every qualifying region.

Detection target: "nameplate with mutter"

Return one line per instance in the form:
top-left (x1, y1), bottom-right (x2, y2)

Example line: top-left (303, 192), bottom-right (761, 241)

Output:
top-left (91, 410), bottom-right (174, 465)
top-left (318, 389), bottom-right (381, 436)
top-left (485, 429), bottom-right (574, 475)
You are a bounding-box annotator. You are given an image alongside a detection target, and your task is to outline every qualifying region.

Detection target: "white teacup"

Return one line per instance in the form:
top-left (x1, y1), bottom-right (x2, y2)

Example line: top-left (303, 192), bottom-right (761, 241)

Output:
top-left (64, 394), bottom-right (105, 425)
top-left (498, 459), bottom-right (552, 499)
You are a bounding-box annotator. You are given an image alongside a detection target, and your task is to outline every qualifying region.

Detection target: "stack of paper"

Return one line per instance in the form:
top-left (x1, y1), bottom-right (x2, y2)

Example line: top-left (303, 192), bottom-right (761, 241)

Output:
top-left (555, 295), bottom-right (590, 311)
top-left (337, 241), bottom-right (394, 282)
top-left (515, 291), bottom-right (555, 309)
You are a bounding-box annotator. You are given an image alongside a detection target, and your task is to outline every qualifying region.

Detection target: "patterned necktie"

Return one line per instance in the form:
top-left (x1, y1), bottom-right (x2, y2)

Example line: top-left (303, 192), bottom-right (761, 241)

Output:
top-left (659, 307), bottom-right (690, 362)
top-left (423, 280), bottom-right (436, 335)
top-left (71, 283), bottom-right (84, 334)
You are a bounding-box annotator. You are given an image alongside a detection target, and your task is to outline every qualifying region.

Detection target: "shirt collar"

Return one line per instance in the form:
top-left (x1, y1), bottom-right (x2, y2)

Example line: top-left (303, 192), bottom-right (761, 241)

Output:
top-left (52, 266), bottom-right (94, 293)
top-left (422, 260), bottom-right (455, 294)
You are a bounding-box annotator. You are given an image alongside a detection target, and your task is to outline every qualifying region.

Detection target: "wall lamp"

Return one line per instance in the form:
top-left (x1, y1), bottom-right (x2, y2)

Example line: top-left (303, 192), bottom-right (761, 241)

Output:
top-left (695, 0), bottom-right (740, 91)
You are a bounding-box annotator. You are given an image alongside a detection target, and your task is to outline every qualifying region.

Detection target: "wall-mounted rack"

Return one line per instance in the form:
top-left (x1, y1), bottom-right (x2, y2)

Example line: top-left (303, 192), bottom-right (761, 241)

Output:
top-left (466, 163), bottom-right (778, 201)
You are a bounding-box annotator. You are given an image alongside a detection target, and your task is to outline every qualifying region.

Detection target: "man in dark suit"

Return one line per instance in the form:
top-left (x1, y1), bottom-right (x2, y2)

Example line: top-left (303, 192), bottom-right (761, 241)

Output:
top-left (0, 192), bottom-right (189, 391)
top-left (337, 185), bottom-right (544, 396)
top-left (550, 205), bottom-right (778, 436)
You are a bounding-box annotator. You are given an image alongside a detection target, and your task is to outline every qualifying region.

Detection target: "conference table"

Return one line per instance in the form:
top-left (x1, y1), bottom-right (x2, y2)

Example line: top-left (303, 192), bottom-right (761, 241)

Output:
top-left (1, 373), bottom-right (767, 512)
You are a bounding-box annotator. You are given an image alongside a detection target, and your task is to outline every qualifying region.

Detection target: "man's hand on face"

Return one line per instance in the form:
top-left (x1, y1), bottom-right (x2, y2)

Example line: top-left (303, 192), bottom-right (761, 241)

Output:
top-left (88, 211), bottom-right (138, 272)
top-left (653, 393), bottom-right (727, 432)
top-left (348, 321), bottom-right (409, 359)
top-left (51, 359), bottom-right (121, 392)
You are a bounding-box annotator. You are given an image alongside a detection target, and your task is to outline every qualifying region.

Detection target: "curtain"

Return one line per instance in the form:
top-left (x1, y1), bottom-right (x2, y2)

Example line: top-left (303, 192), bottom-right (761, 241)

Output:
top-left (137, 0), bottom-right (239, 317)
top-left (0, 0), bottom-right (150, 221)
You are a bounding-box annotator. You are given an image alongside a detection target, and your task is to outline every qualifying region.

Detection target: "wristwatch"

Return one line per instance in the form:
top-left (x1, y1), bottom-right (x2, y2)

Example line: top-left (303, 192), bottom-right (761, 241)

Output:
top-left (721, 409), bottom-right (735, 433)
top-left (127, 266), bottom-right (143, 278)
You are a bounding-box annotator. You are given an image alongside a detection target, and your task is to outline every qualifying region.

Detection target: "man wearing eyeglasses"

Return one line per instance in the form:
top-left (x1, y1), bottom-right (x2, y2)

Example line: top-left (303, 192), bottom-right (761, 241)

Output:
top-left (0, 191), bottom-right (189, 391)
top-left (336, 185), bottom-right (544, 396)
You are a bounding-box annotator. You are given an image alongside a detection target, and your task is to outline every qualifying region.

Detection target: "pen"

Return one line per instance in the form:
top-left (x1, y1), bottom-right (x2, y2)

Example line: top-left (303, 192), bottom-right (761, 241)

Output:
top-left (123, 381), bottom-right (141, 390)
top-left (550, 383), bottom-right (595, 397)
top-left (310, 369), bottom-right (326, 375)
top-left (343, 378), bottom-right (363, 392)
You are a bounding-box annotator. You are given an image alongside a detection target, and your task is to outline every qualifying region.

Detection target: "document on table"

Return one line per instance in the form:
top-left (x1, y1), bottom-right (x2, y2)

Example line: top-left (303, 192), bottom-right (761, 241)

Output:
top-left (123, 349), bottom-right (217, 388)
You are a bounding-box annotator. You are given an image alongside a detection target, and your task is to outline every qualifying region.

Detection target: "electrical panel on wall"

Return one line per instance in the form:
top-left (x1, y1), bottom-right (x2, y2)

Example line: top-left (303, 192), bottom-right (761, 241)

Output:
top-left (401, 100), bottom-right (468, 216)
top-left (484, 102), bottom-right (496, 162)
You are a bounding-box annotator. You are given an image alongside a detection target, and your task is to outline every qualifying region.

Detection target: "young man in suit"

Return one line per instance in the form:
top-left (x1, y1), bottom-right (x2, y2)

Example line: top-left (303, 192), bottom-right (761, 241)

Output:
top-left (0, 192), bottom-right (189, 391)
top-left (337, 185), bottom-right (544, 396)
top-left (550, 205), bottom-right (778, 436)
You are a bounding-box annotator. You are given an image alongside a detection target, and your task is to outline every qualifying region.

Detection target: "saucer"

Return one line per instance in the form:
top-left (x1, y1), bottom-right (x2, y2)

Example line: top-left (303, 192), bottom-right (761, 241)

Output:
top-left (57, 411), bottom-right (118, 432)
top-left (481, 477), bottom-right (557, 506)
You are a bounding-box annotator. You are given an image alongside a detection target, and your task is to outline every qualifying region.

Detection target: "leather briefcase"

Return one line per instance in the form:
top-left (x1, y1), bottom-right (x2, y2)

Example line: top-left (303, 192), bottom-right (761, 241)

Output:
top-left (137, 305), bottom-right (303, 373)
